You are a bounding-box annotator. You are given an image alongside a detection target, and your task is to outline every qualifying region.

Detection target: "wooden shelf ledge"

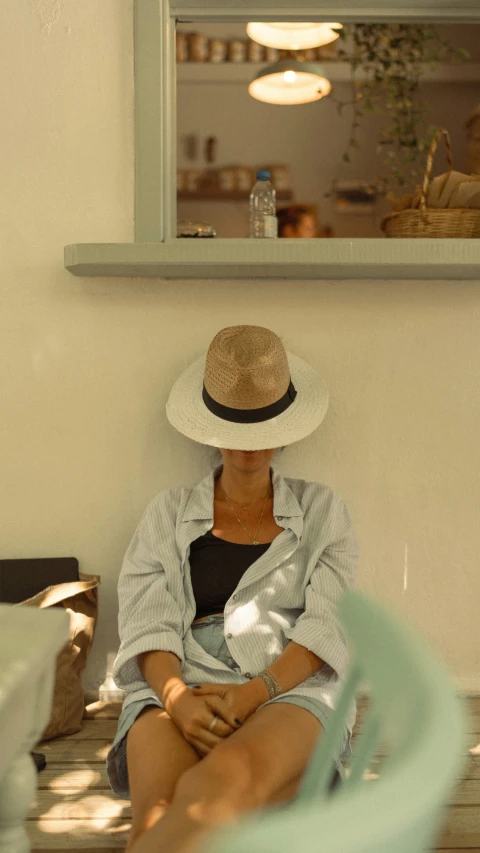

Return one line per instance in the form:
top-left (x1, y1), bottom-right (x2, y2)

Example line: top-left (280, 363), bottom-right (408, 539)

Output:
top-left (177, 61), bottom-right (480, 84)
top-left (64, 238), bottom-right (480, 279)
top-left (178, 189), bottom-right (293, 200)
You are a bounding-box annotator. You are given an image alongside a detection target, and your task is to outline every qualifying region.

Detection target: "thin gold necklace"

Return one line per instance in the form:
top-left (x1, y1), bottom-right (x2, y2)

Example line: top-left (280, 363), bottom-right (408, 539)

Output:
top-left (220, 487), bottom-right (272, 545)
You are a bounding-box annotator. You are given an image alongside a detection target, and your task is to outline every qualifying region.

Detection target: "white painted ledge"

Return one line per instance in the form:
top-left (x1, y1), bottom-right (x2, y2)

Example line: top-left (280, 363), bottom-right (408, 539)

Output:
top-left (64, 239), bottom-right (480, 279)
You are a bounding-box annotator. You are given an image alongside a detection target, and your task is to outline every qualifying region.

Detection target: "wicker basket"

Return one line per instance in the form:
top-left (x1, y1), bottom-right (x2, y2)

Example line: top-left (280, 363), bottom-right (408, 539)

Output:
top-left (381, 129), bottom-right (480, 238)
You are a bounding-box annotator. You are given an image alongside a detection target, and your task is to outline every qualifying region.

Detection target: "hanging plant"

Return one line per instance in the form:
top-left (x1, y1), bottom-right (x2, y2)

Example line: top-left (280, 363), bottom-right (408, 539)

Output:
top-left (329, 23), bottom-right (469, 193)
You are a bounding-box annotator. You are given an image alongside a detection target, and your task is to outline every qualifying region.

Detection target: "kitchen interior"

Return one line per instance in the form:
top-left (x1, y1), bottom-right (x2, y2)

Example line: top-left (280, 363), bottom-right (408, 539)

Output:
top-left (176, 21), bottom-right (480, 238)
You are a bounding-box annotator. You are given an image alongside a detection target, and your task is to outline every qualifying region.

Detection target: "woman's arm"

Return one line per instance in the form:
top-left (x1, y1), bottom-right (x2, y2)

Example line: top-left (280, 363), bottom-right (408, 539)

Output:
top-left (247, 641), bottom-right (325, 709)
top-left (112, 495), bottom-right (185, 693)
top-left (138, 649), bottom-right (189, 715)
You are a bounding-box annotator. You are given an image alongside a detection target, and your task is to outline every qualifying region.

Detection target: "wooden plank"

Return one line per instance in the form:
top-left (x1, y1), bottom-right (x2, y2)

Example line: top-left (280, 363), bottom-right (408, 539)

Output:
top-left (467, 758), bottom-right (480, 780)
top-left (29, 790), bottom-right (131, 821)
top-left (37, 765), bottom-right (111, 791)
top-left (36, 740), bottom-right (113, 763)
top-left (39, 720), bottom-right (119, 742)
top-left (354, 755), bottom-right (480, 782)
top-left (451, 781), bottom-right (480, 806)
top-left (354, 696), bottom-right (479, 711)
top-left (32, 780), bottom-right (480, 810)
top-left (26, 817), bottom-right (130, 850)
top-left (26, 814), bottom-right (480, 850)
top-left (422, 806), bottom-right (480, 849)
top-left (349, 734), bottom-right (477, 761)
top-left (351, 716), bottom-right (480, 736)
top-left (36, 761), bottom-right (480, 804)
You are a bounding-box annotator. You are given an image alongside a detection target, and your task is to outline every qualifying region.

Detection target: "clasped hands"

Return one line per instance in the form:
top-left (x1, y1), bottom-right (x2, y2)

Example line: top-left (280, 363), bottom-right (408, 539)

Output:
top-left (190, 679), bottom-right (263, 728)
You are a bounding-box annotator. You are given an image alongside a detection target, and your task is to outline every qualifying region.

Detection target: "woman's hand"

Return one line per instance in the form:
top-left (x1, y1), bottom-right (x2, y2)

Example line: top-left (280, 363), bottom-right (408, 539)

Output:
top-left (190, 681), bottom-right (263, 726)
top-left (165, 687), bottom-right (242, 758)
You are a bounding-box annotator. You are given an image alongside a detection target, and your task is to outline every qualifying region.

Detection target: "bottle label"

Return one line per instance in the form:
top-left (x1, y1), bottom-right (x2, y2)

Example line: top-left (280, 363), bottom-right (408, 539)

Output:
top-left (263, 215), bottom-right (278, 239)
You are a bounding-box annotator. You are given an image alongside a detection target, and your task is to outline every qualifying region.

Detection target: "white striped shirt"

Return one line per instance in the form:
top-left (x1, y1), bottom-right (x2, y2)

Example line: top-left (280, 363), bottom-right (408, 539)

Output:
top-left (112, 464), bottom-right (358, 733)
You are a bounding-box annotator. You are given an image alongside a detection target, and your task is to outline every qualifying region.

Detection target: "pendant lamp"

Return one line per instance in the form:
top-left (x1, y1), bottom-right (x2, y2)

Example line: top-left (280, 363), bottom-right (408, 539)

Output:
top-left (246, 22), bottom-right (342, 51)
top-left (248, 59), bottom-right (331, 105)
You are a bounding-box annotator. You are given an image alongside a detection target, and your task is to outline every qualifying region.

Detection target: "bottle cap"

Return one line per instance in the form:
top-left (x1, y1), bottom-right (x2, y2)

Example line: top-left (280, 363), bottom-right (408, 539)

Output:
top-left (256, 170), bottom-right (271, 180)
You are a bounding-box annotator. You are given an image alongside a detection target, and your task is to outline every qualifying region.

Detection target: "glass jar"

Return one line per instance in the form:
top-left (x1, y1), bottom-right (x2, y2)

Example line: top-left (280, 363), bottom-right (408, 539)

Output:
top-left (264, 47), bottom-right (280, 62)
top-left (246, 40), bottom-right (264, 62)
top-left (209, 39), bottom-right (227, 62)
top-left (227, 40), bottom-right (247, 62)
top-left (176, 33), bottom-right (188, 62)
top-left (218, 168), bottom-right (236, 192)
top-left (188, 33), bottom-right (209, 62)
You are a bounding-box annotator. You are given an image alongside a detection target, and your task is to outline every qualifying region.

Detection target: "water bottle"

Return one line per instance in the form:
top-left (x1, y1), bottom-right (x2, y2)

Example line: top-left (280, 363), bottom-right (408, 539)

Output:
top-left (249, 170), bottom-right (278, 238)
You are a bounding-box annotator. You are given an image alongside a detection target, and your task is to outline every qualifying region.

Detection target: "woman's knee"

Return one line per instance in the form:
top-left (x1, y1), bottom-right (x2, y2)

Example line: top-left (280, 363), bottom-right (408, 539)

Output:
top-left (126, 706), bottom-right (201, 831)
top-left (174, 741), bottom-right (258, 809)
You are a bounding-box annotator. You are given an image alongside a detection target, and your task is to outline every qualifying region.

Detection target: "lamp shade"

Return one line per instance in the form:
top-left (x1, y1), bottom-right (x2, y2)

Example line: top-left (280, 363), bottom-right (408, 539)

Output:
top-left (246, 22), bottom-right (342, 51)
top-left (248, 59), bottom-right (331, 105)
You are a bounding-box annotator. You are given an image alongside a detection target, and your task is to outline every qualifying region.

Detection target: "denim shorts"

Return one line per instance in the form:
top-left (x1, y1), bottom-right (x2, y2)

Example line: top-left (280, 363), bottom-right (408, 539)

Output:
top-left (106, 614), bottom-right (352, 800)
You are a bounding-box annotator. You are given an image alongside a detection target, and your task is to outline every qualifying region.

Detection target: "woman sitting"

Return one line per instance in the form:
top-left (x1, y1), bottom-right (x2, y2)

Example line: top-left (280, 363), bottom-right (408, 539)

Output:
top-left (106, 324), bottom-right (358, 853)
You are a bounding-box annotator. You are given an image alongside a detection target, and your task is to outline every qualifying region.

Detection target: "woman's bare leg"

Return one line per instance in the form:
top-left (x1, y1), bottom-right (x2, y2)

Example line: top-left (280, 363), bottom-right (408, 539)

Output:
top-left (125, 705), bottom-right (201, 852)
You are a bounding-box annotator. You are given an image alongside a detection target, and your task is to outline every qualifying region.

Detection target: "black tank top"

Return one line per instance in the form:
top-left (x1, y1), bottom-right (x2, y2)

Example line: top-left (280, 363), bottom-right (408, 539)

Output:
top-left (189, 529), bottom-right (271, 620)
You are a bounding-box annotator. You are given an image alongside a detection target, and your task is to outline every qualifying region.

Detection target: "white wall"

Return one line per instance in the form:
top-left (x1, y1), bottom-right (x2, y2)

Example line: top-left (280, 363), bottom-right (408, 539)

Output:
top-left (1, 1), bottom-right (479, 696)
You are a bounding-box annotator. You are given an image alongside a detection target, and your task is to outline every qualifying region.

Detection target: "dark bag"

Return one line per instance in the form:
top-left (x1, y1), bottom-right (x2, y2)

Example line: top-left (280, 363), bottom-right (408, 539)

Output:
top-left (0, 557), bottom-right (79, 603)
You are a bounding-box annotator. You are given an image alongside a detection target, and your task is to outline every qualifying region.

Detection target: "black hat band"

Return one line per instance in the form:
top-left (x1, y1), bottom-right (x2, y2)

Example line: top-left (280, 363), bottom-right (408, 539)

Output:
top-left (202, 379), bottom-right (297, 424)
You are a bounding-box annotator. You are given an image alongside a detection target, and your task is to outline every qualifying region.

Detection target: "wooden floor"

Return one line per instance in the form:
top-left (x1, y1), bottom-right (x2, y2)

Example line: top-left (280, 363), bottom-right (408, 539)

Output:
top-left (27, 695), bottom-right (480, 852)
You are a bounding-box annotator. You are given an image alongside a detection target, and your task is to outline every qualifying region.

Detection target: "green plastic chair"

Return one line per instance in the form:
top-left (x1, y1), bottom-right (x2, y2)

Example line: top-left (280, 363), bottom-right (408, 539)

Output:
top-left (203, 588), bottom-right (469, 853)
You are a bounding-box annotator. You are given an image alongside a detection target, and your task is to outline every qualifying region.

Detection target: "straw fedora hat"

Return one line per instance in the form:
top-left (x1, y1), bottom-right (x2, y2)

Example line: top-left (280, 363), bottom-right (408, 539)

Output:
top-left (165, 325), bottom-right (329, 451)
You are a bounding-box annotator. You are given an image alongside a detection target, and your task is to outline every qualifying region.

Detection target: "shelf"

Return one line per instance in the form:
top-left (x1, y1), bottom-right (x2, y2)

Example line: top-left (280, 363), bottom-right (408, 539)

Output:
top-left (64, 239), bottom-right (480, 280)
top-left (178, 189), bottom-right (293, 200)
top-left (177, 61), bottom-right (480, 84)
